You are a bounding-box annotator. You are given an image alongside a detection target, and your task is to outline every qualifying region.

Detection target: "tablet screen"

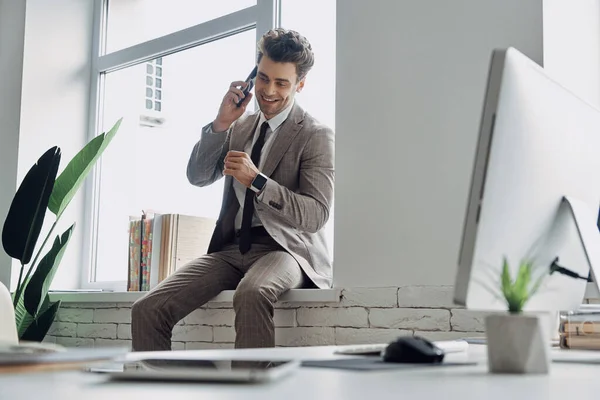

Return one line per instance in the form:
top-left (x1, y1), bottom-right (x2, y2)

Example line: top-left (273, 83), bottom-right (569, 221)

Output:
top-left (88, 358), bottom-right (298, 382)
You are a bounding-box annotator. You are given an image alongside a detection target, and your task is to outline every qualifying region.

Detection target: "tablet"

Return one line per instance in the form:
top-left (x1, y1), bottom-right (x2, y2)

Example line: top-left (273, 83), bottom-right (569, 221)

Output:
top-left (88, 358), bottom-right (299, 383)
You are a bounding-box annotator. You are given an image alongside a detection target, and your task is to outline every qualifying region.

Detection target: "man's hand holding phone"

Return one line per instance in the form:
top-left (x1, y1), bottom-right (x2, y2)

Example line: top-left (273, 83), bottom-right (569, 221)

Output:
top-left (212, 80), bottom-right (253, 132)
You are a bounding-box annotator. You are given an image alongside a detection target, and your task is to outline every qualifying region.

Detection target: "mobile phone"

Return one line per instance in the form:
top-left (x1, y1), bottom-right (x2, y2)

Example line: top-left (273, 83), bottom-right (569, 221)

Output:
top-left (236, 66), bottom-right (258, 107)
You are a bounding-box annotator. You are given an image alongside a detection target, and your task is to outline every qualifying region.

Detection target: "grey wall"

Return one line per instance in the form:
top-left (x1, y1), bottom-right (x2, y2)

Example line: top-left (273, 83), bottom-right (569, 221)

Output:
top-left (543, 0), bottom-right (600, 108)
top-left (334, 0), bottom-right (544, 287)
top-left (1, 0), bottom-right (95, 290)
top-left (0, 0), bottom-right (27, 289)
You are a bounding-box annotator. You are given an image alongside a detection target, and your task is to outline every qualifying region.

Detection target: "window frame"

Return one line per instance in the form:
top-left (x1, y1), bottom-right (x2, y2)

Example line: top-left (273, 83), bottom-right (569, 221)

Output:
top-left (81, 0), bottom-right (280, 290)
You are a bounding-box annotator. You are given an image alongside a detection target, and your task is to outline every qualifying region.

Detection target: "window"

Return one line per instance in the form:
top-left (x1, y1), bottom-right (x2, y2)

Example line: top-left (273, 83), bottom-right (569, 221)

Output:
top-left (84, 0), bottom-right (335, 289)
top-left (144, 57), bottom-right (163, 113)
top-left (106, 0), bottom-right (257, 53)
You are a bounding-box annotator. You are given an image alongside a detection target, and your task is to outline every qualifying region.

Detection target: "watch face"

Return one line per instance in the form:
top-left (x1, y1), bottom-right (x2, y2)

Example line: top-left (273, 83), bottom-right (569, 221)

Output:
top-left (253, 174), bottom-right (267, 190)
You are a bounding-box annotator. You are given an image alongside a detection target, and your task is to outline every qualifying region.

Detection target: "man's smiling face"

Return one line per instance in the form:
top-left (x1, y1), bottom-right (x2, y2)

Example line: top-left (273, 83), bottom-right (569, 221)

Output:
top-left (255, 55), bottom-right (305, 119)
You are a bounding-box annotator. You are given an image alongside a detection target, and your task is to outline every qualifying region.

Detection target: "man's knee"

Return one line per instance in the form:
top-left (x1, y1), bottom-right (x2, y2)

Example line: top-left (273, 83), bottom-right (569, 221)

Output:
top-left (233, 284), bottom-right (276, 310)
top-left (132, 295), bottom-right (158, 325)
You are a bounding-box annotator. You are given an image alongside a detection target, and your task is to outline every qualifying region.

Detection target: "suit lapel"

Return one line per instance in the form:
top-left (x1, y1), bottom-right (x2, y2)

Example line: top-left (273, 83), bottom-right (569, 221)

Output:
top-left (230, 113), bottom-right (260, 152)
top-left (261, 103), bottom-right (305, 177)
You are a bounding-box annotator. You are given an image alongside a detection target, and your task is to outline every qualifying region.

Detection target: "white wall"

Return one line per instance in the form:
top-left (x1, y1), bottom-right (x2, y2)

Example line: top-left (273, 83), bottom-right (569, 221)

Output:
top-left (9, 0), bottom-right (95, 289)
top-left (0, 0), bottom-right (27, 289)
top-left (334, 0), bottom-right (544, 287)
top-left (543, 0), bottom-right (600, 108)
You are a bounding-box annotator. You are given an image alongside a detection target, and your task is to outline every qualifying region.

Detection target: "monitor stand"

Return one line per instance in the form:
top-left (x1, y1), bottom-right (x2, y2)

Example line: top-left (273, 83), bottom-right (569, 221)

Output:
top-left (545, 196), bottom-right (600, 298)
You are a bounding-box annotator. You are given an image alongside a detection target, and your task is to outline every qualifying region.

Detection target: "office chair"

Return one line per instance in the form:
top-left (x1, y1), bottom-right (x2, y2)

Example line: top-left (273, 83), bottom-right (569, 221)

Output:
top-left (0, 281), bottom-right (18, 344)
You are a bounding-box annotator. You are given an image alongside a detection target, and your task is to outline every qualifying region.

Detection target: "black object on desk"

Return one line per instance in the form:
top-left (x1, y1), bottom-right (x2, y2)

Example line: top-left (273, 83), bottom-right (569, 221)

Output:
top-left (382, 336), bottom-right (445, 364)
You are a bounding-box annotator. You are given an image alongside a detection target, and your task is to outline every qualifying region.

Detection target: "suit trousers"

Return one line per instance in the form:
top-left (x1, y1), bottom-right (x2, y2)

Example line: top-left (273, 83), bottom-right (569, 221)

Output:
top-left (131, 238), bottom-right (306, 351)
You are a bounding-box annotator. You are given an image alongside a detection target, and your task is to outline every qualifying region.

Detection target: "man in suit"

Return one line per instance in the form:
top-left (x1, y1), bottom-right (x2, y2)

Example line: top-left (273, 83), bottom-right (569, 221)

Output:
top-left (131, 28), bottom-right (335, 351)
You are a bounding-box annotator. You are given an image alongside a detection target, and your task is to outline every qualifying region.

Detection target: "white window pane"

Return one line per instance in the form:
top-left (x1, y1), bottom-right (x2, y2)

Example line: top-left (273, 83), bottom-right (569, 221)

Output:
top-left (281, 0), bottom-right (336, 258)
top-left (106, 0), bottom-right (256, 53)
top-left (95, 29), bottom-right (257, 283)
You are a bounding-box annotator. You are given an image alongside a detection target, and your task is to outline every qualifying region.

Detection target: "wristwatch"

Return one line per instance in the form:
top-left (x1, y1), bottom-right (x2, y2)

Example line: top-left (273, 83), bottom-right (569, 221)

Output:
top-left (250, 172), bottom-right (268, 193)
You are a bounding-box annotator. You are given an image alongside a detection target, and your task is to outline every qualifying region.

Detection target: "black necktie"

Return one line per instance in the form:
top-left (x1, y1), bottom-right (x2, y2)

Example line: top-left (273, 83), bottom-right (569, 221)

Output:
top-left (239, 121), bottom-right (269, 254)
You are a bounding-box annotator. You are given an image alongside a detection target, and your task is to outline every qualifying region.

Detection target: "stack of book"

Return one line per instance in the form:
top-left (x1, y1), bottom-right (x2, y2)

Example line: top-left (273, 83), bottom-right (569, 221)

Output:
top-left (127, 211), bottom-right (216, 291)
top-left (558, 308), bottom-right (600, 349)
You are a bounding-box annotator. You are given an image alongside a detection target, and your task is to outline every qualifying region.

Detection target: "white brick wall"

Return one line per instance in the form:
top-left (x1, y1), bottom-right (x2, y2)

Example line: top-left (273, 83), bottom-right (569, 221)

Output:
top-left (335, 328), bottom-right (413, 345)
top-left (171, 324), bottom-right (213, 342)
top-left (369, 308), bottom-right (451, 331)
top-left (339, 287), bottom-right (398, 308)
top-left (94, 308), bottom-right (132, 323)
top-left (275, 327), bottom-right (335, 346)
top-left (46, 286), bottom-right (491, 349)
top-left (77, 323), bottom-right (117, 339)
top-left (297, 307), bottom-right (368, 327)
top-left (397, 286), bottom-right (456, 308)
top-left (450, 309), bottom-right (487, 332)
top-left (183, 309), bottom-right (235, 326)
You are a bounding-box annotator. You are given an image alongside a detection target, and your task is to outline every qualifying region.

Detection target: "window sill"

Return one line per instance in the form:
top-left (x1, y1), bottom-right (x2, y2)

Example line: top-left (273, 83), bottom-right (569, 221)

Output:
top-left (46, 283), bottom-right (598, 304)
top-left (48, 288), bottom-right (341, 304)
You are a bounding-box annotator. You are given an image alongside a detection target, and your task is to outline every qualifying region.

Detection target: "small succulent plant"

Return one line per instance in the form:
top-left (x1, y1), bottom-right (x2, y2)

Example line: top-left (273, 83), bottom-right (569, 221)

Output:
top-left (482, 257), bottom-right (547, 314)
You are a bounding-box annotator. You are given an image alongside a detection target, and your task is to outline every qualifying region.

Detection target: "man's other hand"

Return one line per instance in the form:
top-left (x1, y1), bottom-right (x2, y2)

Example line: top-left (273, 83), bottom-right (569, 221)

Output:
top-left (224, 151), bottom-right (259, 188)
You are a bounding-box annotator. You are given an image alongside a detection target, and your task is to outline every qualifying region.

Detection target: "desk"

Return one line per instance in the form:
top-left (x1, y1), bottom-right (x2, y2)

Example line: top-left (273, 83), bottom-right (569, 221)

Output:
top-left (1, 345), bottom-right (599, 400)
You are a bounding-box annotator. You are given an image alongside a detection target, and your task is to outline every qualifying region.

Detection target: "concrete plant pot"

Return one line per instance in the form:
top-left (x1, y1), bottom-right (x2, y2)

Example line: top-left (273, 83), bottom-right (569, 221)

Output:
top-left (485, 313), bottom-right (550, 374)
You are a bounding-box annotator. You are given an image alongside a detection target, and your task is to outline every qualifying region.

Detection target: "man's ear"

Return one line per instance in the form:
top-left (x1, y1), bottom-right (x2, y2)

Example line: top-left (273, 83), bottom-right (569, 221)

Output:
top-left (296, 77), bottom-right (306, 93)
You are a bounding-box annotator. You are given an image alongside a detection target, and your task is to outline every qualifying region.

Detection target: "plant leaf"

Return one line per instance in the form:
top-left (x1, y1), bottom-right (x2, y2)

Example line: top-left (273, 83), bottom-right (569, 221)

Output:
top-left (1, 147), bottom-right (61, 264)
top-left (48, 118), bottom-right (122, 219)
top-left (501, 258), bottom-right (512, 299)
top-left (20, 300), bottom-right (61, 342)
top-left (24, 225), bottom-right (74, 316)
top-left (39, 293), bottom-right (51, 315)
top-left (14, 277), bottom-right (34, 337)
top-left (516, 261), bottom-right (532, 297)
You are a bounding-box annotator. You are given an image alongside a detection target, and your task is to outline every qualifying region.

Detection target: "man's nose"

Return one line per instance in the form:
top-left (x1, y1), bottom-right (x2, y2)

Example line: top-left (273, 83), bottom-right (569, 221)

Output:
top-left (264, 83), bottom-right (276, 95)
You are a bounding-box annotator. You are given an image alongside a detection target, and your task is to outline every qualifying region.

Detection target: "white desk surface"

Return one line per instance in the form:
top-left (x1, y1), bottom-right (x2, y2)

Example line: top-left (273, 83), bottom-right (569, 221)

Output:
top-left (2, 344), bottom-right (600, 400)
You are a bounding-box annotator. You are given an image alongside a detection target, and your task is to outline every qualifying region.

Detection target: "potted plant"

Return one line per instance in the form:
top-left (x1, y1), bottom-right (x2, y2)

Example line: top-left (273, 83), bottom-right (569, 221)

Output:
top-left (1, 118), bottom-right (122, 342)
top-left (483, 257), bottom-right (551, 374)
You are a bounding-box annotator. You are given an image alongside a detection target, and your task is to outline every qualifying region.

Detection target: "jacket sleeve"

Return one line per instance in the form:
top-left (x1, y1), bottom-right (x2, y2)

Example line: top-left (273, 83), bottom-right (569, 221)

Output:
top-left (186, 122), bottom-right (231, 187)
top-left (256, 126), bottom-right (335, 233)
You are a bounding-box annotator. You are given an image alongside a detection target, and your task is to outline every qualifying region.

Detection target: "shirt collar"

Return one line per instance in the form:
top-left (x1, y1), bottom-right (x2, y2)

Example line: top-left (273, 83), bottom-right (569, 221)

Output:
top-left (259, 99), bottom-right (295, 133)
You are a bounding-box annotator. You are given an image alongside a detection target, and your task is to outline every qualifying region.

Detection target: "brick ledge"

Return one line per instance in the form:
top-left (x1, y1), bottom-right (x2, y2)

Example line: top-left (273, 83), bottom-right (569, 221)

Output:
top-left (48, 288), bottom-right (341, 304)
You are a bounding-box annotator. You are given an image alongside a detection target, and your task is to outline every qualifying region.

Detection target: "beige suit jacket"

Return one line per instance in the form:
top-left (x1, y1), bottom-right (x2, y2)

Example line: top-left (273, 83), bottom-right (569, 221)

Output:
top-left (186, 103), bottom-right (335, 288)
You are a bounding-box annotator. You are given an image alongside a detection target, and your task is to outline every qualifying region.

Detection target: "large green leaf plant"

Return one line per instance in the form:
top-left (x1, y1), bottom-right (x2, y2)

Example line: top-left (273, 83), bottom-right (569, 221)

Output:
top-left (1, 118), bottom-right (122, 341)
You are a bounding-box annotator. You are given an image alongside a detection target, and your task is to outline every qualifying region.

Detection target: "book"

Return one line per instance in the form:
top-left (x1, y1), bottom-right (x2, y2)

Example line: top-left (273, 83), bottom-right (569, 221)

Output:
top-left (127, 217), bottom-right (142, 291)
top-left (560, 334), bottom-right (600, 350)
top-left (127, 213), bottom-right (216, 291)
top-left (560, 320), bottom-right (600, 336)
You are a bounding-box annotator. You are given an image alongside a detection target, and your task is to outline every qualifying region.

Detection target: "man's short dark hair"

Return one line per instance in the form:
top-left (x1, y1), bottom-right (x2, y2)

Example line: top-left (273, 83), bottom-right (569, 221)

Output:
top-left (257, 28), bottom-right (315, 82)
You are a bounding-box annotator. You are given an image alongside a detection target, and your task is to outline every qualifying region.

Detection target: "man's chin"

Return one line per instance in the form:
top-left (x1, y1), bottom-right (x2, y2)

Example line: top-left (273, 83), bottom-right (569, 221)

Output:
top-left (259, 101), bottom-right (282, 115)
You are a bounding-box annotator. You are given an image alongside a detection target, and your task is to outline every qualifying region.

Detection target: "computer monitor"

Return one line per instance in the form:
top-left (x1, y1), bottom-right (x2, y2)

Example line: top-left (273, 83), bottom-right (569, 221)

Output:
top-left (454, 47), bottom-right (600, 312)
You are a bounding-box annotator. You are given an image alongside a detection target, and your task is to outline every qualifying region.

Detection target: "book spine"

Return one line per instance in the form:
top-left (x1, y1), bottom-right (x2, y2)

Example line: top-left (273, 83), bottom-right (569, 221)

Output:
top-left (127, 218), bottom-right (142, 291)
